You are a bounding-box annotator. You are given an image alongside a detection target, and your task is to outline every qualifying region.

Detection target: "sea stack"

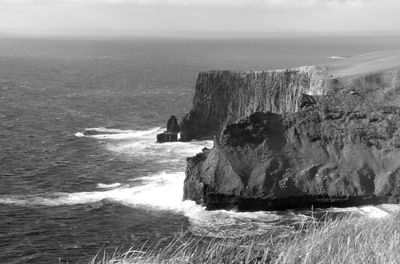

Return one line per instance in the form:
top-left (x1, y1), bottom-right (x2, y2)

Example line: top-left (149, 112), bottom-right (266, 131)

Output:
top-left (183, 50), bottom-right (400, 210)
top-left (156, 115), bottom-right (180, 143)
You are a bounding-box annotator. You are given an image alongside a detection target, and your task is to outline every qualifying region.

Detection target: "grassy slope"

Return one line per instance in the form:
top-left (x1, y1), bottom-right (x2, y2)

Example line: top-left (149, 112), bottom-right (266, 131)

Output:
top-left (326, 50), bottom-right (400, 78)
top-left (90, 213), bottom-right (400, 264)
top-left (310, 49), bottom-right (400, 79)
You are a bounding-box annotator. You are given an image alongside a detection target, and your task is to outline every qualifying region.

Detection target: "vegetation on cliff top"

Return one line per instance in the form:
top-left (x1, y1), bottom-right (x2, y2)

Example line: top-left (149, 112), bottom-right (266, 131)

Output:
top-left (90, 213), bottom-right (400, 264)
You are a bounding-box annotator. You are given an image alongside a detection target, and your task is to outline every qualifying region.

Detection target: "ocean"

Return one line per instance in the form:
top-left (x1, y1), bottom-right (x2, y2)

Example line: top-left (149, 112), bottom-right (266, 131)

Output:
top-left (1, 35), bottom-right (400, 263)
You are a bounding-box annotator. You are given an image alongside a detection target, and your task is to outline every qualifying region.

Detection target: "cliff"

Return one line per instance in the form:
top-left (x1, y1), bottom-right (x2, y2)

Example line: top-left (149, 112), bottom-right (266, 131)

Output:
top-left (184, 92), bottom-right (400, 210)
top-left (183, 50), bottom-right (400, 210)
top-left (180, 69), bottom-right (312, 141)
top-left (180, 50), bottom-right (400, 141)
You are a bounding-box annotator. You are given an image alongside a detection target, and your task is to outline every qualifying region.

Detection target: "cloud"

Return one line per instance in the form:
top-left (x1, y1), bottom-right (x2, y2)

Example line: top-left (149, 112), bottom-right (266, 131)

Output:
top-left (0, 0), bottom-right (398, 36)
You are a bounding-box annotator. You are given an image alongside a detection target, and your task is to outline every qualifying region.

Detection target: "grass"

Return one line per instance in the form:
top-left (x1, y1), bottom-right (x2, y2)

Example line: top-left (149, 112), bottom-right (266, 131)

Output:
top-left (90, 213), bottom-right (400, 264)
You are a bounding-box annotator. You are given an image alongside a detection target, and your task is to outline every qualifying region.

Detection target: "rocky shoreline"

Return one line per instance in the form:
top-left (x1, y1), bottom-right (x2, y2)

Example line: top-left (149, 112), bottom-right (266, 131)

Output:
top-left (184, 93), bottom-right (400, 210)
top-left (161, 50), bottom-right (400, 210)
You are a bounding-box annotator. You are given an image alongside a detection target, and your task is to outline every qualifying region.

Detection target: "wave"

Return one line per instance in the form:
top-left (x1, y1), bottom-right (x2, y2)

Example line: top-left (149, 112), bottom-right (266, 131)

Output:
top-left (85, 127), bottom-right (135, 133)
top-left (74, 132), bottom-right (85, 137)
top-left (328, 56), bottom-right (346, 60)
top-left (85, 127), bottom-right (214, 165)
top-left (96, 183), bottom-right (122, 189)
top-left (2, 168), bottom-right (400, 237)
top-left (74, 126), bottom-right (214, 169)
top-left (62, 127), bottom-right (400, 237)
top-left (0, 170), bottom-right (302, 237)
top-left (0, 171), bottom-right (183, 208)
top-left (75, 127), bottom-right (163, 140)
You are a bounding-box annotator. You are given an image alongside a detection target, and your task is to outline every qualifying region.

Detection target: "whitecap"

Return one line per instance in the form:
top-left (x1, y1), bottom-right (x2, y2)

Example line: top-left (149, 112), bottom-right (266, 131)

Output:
top-left (74, 132), bottom-right (85, 137)
top-left (0, 170), bottom-right (304, 238)
top-left (75, 127), bottom-right (163, 140)
top-left (75, 127), bottom-right (213, 162)
top-left (106, 138), bottom-right (213, 161)
top-left (0, 171), bottom-right (186, 209)
top-left (328, 56), bottom-right (346, 60)
top-left (96, 183), bottom-right (122, 189)
top-left (71, 126), bottom-right (375, 237)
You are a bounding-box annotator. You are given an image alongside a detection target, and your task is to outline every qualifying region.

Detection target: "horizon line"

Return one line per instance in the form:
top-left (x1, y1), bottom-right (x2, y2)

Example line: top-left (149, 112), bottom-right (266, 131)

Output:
top-left (1, 30), bottom-right (400, 40)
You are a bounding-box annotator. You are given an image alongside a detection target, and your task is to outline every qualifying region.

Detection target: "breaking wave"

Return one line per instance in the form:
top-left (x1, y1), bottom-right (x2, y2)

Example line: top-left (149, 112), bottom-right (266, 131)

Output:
top-left (328, 56), bottom-right (346, 60)
top-left (96, 183), bottom-right (122, 189)
top-left (75, 127), bottom-right (162, 140)
top-left (0, 171), bottom-right (298, 237)
top-left (4, 127), bottom-right (399, 237)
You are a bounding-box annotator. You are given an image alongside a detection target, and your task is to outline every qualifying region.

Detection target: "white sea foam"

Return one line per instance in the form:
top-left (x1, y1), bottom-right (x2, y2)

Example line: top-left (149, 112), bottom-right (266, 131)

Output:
top-left (2, 168), bottom-right (398, 237)
top-left (0, 170), bottom-right (294, 237)
top-left (74, 127), bottom-right (213, 159)
top-left (96, 183), bottom-right (122, 189)
top-left (85, 127), bottom-right (132, 133)
top-left (74, 132), bottom-right (85, 137)
top-left (98, 127), bottom-right (214, 163)
top-left (49, 127), bottom-right (400, 236)
top-left (75, 127), bottom-right (163, 140)
top-left (328, 56), bottom-right (346, 60)
top-left (0, 171), bottom-right (182, 208)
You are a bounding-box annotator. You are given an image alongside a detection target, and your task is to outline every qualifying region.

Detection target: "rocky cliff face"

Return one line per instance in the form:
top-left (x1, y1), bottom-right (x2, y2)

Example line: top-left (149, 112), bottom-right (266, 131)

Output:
top-left (182, 51), bottom-right (400, 210)
top-left (184, 92), bottom-right (400, 210)
top-left (180, 69), bottom-right (314, 141)
top-left (180, 52), bottom-right (400, 141)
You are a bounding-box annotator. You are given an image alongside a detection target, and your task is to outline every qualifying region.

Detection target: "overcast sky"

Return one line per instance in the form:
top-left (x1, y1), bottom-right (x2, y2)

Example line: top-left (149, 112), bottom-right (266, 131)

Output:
top-left (0, 0), bottom-right (399, 37)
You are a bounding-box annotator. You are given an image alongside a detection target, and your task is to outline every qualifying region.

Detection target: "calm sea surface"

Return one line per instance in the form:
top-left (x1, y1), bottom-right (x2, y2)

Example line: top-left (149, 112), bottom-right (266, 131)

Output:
top-left (1, 36), bottom-right (400, 263)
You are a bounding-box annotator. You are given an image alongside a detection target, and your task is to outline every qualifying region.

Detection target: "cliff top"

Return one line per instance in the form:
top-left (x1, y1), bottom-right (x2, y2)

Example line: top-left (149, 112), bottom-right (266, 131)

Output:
top-left (317, 49), bottom-right (400, 78)
top-left (199, 49), bottom-right (400, 78)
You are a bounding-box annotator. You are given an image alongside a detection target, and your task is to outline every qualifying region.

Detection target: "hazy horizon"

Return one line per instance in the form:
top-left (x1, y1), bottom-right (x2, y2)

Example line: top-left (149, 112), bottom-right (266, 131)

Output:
top-left (1, 0), bottom-right (400, 38)
top-left (2, 30), bottom-right (400, 40)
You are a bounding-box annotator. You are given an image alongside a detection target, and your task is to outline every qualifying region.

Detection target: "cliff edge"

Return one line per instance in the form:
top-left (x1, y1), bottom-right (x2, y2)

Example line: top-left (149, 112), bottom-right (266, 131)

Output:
top-left (180, 50), bottom-right (400, 141)
top-left (184, 92), bottom-right (400, 210)
top-left (183, 50), bottom-right (400, 210)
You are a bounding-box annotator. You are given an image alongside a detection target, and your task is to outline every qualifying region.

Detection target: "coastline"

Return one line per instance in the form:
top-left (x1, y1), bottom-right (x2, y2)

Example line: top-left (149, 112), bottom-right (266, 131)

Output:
top-left (180, 50), bottom-right (400, 211)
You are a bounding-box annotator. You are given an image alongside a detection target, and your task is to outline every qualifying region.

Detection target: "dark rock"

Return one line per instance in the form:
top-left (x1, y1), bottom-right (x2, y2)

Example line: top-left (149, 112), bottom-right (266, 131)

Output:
top-left (299, 93), bottom-right (317, 109)
top-left (156, 131), bottom-right (178, 143)
top-left (179, 70), bottom-right (313, 141)
top-left (182, 51), bottom-right (400, 208)
top-left (183, 94), bottom-right (400, 210)
top-left (156, 115), bottom-right (181, 143)
top-left (167, 115), bottom-right (180, 133)
top-left (180, 57), bottom-right (400, 141)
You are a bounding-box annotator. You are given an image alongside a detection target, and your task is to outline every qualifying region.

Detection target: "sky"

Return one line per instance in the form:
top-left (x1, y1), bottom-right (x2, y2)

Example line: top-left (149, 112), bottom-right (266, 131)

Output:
top-left (0, 0), bottom-right (399, 37)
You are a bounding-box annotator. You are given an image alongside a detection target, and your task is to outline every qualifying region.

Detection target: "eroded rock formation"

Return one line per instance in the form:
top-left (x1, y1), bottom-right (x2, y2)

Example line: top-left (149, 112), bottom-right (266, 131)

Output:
top-left (180, 69), bottom-right (313, 141)
top-left (157, 115), bottom-right (180, 143)
top-left (181, 50), bottom-right (400, 210)
top-left (184, 92), bottom-right (400, 210)
top-left (180, 51), bottom-right (400, 141)
top-left (167, 115), bottom-right (180, 134)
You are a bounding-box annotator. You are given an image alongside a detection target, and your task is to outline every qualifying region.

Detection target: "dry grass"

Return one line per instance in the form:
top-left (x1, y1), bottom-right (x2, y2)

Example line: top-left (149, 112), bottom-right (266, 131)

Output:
top-left (90, 213), bottom-right (400, 264)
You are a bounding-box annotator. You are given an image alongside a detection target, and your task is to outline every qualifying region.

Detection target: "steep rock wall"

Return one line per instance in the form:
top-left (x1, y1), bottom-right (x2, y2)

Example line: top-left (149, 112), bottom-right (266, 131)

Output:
top-left (184, 92), bottom-right (400, 210)
top-left (180, 69), bottom-right (313, 141)
top-left (180, 54), bottom-right (400, 141)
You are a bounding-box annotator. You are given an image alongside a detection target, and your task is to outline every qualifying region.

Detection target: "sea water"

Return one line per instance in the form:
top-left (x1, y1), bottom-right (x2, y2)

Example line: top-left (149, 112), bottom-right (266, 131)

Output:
top-left (1, 36), bottom-right (400, 263)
